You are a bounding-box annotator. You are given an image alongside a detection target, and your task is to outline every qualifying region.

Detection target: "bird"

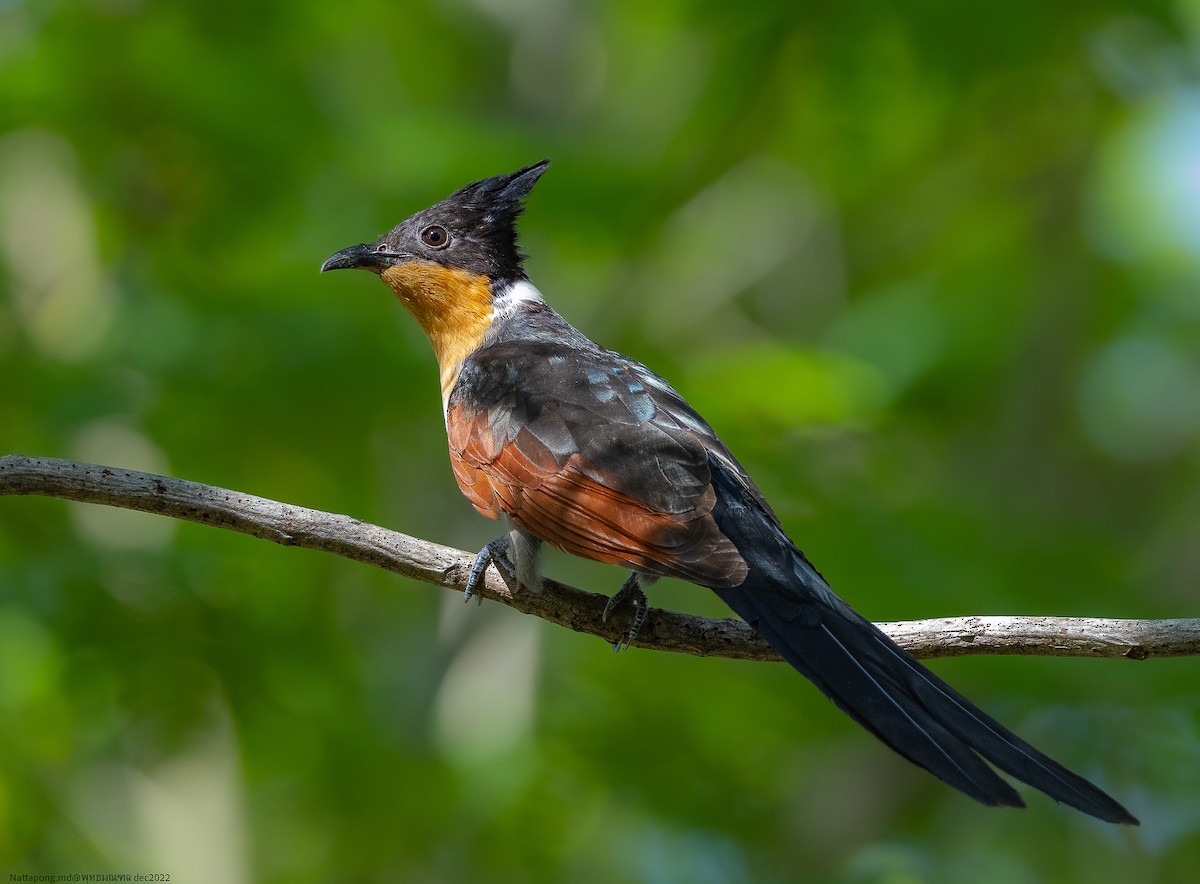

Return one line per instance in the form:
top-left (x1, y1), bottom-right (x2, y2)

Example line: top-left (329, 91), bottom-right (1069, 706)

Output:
top-left (321, 160), bottom-right (1137, 824)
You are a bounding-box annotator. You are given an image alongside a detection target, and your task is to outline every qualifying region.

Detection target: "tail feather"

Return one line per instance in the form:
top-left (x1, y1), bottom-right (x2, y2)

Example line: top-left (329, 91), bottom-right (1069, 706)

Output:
top-left (718, 580), bottom-right (1136, 823)
top-left (724, 586), bottom-right (1024, 808)
top-left (707, 456), bottom-right (1137, 824)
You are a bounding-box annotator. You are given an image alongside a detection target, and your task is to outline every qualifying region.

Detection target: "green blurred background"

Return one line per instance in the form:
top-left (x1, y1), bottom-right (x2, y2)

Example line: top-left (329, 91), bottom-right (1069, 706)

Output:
top-left (2, 0), bottom-right (1199, 881)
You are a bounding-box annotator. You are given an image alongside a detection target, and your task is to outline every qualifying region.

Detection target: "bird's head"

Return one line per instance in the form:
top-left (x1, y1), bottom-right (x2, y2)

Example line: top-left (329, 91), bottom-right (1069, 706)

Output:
top-left (320, 159), bottom-right (549, 284)
top-left (321, 160), bottom-right (550, 401)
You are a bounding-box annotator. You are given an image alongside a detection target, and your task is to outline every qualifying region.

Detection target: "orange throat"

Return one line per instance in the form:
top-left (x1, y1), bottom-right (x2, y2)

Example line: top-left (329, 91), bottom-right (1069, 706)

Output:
top-left (380, 262), bottom-right (494, 404)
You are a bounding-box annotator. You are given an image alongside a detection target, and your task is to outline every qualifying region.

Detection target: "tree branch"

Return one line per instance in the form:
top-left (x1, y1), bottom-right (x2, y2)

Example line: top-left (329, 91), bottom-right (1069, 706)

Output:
top-left (3, 454), bottom-right (1197, 661)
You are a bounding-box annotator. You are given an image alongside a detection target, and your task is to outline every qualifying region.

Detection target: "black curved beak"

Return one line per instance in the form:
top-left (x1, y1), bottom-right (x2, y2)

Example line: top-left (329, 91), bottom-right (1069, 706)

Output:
top-left (320, 242), bottom-right (406, 274)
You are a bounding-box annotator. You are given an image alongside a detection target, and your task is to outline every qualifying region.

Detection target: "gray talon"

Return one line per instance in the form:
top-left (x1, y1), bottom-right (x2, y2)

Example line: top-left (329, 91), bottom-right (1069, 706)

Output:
top-left (465, 537), bottom-right (514, 604)
top-left (605, 572), bottom-right (653, 651)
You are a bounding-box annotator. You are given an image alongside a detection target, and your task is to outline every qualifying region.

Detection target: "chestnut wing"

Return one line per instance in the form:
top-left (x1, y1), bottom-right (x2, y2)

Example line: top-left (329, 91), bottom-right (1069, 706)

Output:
top-left (446, 339), bottom-right (749, 589)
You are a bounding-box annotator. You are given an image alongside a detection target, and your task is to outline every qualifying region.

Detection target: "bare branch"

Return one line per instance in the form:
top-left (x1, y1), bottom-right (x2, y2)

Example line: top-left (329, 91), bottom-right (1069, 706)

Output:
top-left (3, 454), bottom-right (1197, 661)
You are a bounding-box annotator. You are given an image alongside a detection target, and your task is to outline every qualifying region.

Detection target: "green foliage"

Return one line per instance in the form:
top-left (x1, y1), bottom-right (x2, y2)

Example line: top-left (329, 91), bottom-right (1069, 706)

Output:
top-left (2, 0), bottom-right (1198, 880)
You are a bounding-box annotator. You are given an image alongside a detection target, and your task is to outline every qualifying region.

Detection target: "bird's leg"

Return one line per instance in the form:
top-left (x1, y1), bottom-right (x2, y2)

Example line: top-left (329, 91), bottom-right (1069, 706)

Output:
top-left (506, 525), bottom-right (544, 595)
top-left (603, 572), bottom-right (656, 651)
top-left (464, 536), bottom-right (514, 604)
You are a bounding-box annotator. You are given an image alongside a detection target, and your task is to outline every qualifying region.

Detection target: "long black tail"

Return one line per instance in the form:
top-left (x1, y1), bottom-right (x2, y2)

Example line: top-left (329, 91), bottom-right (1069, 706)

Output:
top-left (707, 459), bottom-right (1137, 824)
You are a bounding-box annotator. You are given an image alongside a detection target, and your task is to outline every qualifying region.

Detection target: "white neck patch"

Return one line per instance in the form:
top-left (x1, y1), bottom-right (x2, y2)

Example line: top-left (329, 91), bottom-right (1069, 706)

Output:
top-left (492, 278), bottom-right (544, 320)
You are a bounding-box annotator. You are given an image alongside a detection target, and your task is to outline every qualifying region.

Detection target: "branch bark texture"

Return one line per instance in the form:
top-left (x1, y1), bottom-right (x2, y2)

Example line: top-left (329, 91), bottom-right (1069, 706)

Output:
top-left (3, 454), bottom-right (1197, 661)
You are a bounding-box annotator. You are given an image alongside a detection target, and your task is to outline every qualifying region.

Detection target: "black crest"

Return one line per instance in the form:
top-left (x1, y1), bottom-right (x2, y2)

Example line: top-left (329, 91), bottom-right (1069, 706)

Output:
top-left (384, 160), bottom-right (550, 282)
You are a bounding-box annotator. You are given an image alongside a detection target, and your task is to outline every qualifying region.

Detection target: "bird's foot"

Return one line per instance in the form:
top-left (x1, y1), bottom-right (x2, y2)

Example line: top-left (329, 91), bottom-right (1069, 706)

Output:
top-left (464, 537), bottom-right (515, 604)
top-left (603, 573), bottom-right (652, 652)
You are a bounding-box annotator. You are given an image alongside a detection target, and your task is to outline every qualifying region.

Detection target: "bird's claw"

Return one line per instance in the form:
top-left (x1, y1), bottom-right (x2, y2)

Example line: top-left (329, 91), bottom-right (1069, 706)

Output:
top-left (464, 537), bottom-right (515, 605)
top-left (604, 573), bottom-right (650, 652)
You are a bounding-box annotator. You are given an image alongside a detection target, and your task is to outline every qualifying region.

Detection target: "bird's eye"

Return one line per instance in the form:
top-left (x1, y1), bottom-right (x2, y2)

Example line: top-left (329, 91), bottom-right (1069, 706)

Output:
top-left (420, 225), bottom-right (449, 248)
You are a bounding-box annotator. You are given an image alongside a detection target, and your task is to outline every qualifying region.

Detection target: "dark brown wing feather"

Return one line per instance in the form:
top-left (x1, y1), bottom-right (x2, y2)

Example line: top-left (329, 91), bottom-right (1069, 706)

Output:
top-left (445, 335), bottom-right (749, 588)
